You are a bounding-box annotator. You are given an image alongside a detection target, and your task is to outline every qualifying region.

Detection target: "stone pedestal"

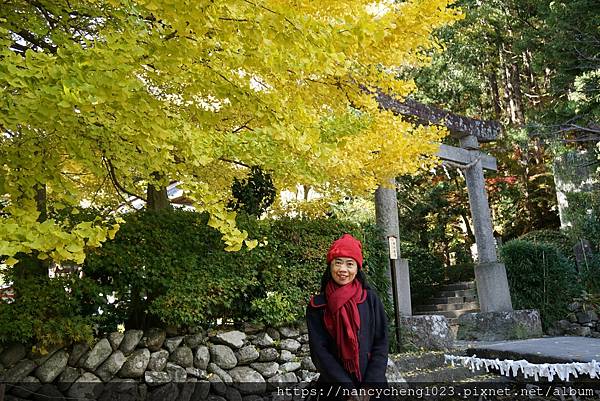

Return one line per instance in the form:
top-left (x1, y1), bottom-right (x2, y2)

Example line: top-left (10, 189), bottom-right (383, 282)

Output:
top-left (474, 262), bottom-right (512, 312)
top-left (400, 315), bottom-right (453, 351)
top-left (457, 310), bottom-right (543, 341)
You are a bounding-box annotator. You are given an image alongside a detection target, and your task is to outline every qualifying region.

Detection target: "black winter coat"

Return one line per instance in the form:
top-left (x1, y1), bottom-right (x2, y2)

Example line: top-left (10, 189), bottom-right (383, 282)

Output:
top-left (306, 287), bottom-right (389, 399)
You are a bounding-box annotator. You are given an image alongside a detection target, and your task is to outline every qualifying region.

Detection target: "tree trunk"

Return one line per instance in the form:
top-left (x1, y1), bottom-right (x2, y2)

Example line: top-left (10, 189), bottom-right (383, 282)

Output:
top-left (500, 43), bottom-right (526, 125)
top-left (146, 184), bottom-right (170, 211)
top-left (509, 59), bottom-right (526, 124)
top-left (13, 183), bottom-right (49, 296)
top-left (500, 44), bottom-right (515, 123)
top-left (35, 183), bottom-right (47, 222)
top-left (488, 71), bottom-right (502, 119)
top-left (146, 173), bottom-right (170, 211)
top-left (520, 148), bottom-right (533, 234)
top-left (303, 185), bottom-right (311, 201)
top-left (522, 49), bottom-right (538, 105)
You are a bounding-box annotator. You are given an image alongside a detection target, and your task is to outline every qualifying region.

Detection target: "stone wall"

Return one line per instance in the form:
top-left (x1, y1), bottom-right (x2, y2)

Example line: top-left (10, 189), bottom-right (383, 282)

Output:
top-left (456, 310), bottom-right (543, 341)
top-left (0, 324), bottom-right (324, 401)
top-left (548, 302), bottom-right (600, 338)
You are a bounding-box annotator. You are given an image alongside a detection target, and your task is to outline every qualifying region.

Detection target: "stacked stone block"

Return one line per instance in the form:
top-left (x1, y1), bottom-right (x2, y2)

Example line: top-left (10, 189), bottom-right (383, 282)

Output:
top-left (0, 323), bottom-right (324, 401)
top-left (548, 302), bottom-right (600, 338)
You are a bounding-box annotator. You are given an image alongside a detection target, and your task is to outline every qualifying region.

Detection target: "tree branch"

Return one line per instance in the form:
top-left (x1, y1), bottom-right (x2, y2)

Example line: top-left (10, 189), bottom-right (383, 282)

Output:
top-left (89, 173), bottom-right (110, 207)
top-left (232, 118), bottom-right (254, 133)
top-left (219, 158), bottom-right (251, 168)
top-left (26, 0), bottom-right (59, 29)
top-left (565, 124), bottom-right (600, 134)
top-left (218, 17), bottom-right (250, 22)
top-left (14, 30), bottom-right (58, 53)
top-left (8, 42), bottom-right (30, 54)
top-left (102, 157), bottom-right (147, 203)
top-left (164, 30), bottom-right (178, 41)
top-left (561, 136), bottom-right (600, 143)
top-left (242, 0), bottom-right (299, 32)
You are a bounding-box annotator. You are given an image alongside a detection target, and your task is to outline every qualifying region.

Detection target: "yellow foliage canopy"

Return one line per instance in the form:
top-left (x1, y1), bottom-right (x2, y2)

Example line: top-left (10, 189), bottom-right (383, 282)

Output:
top-left (0, 0), bottom-right (460, 261)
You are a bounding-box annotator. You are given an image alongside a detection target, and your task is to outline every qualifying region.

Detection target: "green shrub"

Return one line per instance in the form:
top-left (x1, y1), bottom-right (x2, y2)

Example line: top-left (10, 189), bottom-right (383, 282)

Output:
top-left (518, 229), bottom-right (574, 259)
top-left (561, 189), bottom-right (600, 296)
top-left (0, 274), bottom-right (98, 349)
top-left (402, 242), bottom-right (445, 305)
top-left (578, 253), bottom-right (600, 295)
top-left (83, 210), bottom-right (262, 330)
top-left (251, 291), bottom-right (298, 325)
top-left (500, 240), bottom-right (581, 330)
top-left (1, 210), bottom-right (390, 344)
top-left (250, 217), bottom-right (390, 325)
top-left (564, 187), bottom-right (600, 251)
top-left (82, 210), bottom-right (389, 331)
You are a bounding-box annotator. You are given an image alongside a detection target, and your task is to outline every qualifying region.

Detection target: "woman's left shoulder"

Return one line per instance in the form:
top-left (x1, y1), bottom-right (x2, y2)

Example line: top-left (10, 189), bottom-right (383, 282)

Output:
top-left (365, 287), bottom-right (381, 298)
top-left (363, 288), bottom-right (384, 305)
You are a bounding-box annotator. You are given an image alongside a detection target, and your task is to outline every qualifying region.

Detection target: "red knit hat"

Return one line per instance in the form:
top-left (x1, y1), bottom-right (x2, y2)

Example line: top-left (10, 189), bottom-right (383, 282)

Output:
top-left (326, 234), bottom-right (363, 268)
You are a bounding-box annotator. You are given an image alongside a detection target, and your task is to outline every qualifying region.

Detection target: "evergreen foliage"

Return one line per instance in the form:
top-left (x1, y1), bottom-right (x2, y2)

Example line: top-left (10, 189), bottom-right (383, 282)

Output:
top-left (402, 242), bottom-right (445, 305)
top-left (500, 240), bottom-right (581, 330)
top-left (396, 172), bottom-right (475, 301)
top-left (230, 167), bottom-right (276, 217)
top-left (0, 274), bottom-right (97, 348)
top-left (409, 0), bottom-right (600, 240)
top-left (0, 211), bottom-right (389, 346)
top-left (518, 229), bottom-right (574, 259)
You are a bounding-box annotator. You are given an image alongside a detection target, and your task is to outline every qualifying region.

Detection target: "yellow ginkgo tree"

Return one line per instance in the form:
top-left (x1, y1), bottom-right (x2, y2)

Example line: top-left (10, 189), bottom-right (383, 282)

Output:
top-left (0, 0), bottom-right (460, 264)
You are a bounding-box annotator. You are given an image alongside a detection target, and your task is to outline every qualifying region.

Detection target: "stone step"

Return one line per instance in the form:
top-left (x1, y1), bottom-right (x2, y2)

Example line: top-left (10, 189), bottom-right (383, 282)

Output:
top-left (438, 288), bottom-right (477, 298)
top-left (416, 302), bottom-right (480, 313)
top-left (429, 295), bottom-right (478, 304)
top-left (414, 309), bottom-right (479, 319)
top-left (438, 281), bottom-right (476, 292)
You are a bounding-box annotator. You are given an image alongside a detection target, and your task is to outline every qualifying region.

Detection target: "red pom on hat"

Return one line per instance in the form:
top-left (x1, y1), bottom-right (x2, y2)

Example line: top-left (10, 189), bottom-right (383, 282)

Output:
top-left (326, 234), bottom-right (363, 268)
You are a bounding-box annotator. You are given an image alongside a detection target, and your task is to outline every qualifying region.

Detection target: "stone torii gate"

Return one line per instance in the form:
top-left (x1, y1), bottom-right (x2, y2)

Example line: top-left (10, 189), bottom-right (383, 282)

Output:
top-left (373, 92), bottom-right (513, 320)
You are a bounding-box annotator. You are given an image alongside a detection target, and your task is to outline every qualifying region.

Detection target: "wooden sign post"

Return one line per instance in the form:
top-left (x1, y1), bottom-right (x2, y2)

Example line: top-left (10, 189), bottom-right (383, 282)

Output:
top-left (388, 236), bottom-right (403, 346)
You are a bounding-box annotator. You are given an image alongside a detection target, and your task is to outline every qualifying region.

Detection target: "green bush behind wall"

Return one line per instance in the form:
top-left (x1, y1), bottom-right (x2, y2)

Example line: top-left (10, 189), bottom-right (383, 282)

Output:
top-left (0, 210), bottom-right (389, 347)
top-left (500, 239), bottom-right (581, 330)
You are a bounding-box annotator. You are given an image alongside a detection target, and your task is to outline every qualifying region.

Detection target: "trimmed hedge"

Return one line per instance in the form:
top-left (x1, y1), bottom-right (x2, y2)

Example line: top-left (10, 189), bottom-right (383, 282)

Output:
top-left (518, 229), bottom-right (574, 259)
top-left (0, 210), bottom-right (390, 347)
top-left (578, 253), bottom-right (600, 295)
top-left (84, 210), bottom-right (390, 330)
top-left (500, 240), bottom-right (581, 330)
top-left (0, 274), bottom-right (97, 349)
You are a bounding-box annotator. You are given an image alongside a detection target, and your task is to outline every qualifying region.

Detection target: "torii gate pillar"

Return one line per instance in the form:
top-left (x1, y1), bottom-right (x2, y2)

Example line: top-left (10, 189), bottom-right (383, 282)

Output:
top-left (460, 135), bottom-right (512, 312)
top-left (375, 182), bottom-right (412, 317)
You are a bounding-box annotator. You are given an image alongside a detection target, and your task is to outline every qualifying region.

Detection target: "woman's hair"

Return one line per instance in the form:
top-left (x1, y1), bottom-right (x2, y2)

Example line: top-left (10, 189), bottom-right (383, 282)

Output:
top-left (319, 263), bottom-right (371, 294)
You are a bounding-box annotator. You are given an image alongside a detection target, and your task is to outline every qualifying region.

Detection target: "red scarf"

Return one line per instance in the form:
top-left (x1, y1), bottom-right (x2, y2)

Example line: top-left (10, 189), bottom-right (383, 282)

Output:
top-left (319, 280), bottom-right (367, 381)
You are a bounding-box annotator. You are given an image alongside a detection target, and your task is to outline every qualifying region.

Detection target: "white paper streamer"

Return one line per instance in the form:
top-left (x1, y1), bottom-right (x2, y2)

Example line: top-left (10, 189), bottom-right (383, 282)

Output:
top-left (444, 354), bottom-right (600, 382)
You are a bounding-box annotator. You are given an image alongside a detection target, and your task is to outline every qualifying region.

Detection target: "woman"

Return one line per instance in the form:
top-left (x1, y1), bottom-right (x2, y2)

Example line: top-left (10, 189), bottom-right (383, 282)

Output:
top-left (306, 234), bottom-right (389, 401)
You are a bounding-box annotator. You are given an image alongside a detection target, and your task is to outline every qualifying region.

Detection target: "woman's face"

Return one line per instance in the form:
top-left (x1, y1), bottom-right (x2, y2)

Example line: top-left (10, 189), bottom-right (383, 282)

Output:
top-left (330, 257), bottom-right (358, 286)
